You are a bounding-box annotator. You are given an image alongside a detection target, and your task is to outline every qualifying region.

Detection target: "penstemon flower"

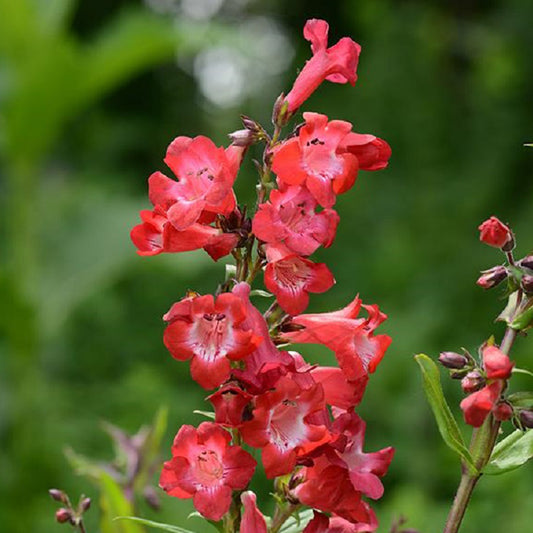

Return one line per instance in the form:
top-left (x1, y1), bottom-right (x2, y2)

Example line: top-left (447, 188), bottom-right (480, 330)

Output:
top-left (130, 17), bottom-right (394, 533)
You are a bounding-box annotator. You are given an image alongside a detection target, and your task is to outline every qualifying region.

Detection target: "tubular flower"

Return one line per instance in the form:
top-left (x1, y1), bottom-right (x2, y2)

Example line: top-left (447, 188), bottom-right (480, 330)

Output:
top-left (340, 132), bottom-right (392, 171)
top-left (252, 185), bottom-right (339, 256)
top-left (460, 381), bottom-right (503, 428)
top-left (304, 510), bottom-right (378, 533)
top-left (159, 423), bottom-right (256, 521)
top-left (163, 293), bottom-right (262, 390)
top-left (207, 383), bottom-right (253, 427)
top-left (272, 112), bottom-right (358, 208)
top-left (240, 376), bottom-right (330, 478)
top-left (281, 296), bottom-right (391, 381)
top-left (478, 216), bottom-right (513, 249)
top-left (284, 19), bottom-right (361, 114)
top-left (264, 244), bottom-right (335, 316)
top-left (482, 345), bottom-right (514, 379)
top-left (130, 206), bottom-right (238, 260)
top-left (148, 136), bottom-right (244, 231)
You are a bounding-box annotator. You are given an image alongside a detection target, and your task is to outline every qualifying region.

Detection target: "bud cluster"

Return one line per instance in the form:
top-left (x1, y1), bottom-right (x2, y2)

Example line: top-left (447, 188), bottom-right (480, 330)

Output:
top-left (49, 489), bottom-right (90, 530)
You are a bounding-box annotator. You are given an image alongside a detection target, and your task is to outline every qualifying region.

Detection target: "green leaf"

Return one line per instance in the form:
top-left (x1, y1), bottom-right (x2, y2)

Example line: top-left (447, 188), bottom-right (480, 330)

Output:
top-left (497, 291), bottom-right (519, 325)
top-left (279, 509), bottom-right (314, 532)
top-left (484, 429), bottom-right (533, 475)
top-left (415, 354), bottom-right (477, 473)
top-left (511, 303), bottom-right (533, 331)
top-left (508, 391), bottom-right (533, 408)
top-left (193, 410), bottom-right (216, 420)
top-left (512, 368), bottom-right (533, 378)
top-left (250, 289), bottom-right (274, 298)
top-left (115, 517), bottom-right (197, 533)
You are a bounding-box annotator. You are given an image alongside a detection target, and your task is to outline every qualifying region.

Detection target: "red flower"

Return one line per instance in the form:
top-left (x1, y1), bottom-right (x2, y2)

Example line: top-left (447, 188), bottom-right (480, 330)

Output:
top-left (239, 491), bottom-right (267, 533)
top-left (309, 366), bottom-right (368, 410)
top-left (340, 132), bottom-right (392, 171)
top-left (282, 296), bottom-right (391, 381)
top-left (482, 345), bottom-right (514, 380)
top-left (163, 293), bottom-right (262, 390)
top-left (478, 216), bottom-right (513, 249)
top-left (131, 207), bottom-right (238, 260)
top-left (284, 19), bottom-right (361, 113)
top-left (148, 136), bottom-right (243, 231)
top-left (460, 381), bottom-right (502, 427)
top-left (264, 244), bottom-right (335, 315)
top-left (304, 510), bottom-right (378, 533)
top-left (252, 186), bottom-right (339, 256)
top-left (207, 383), bottom-right (253, 427)
top-left (240, 376), bottom-right (330, 478)
top-left (159, 423), bottom-right (256, 521)
top-left (272, 112), bottom-right (358, 208)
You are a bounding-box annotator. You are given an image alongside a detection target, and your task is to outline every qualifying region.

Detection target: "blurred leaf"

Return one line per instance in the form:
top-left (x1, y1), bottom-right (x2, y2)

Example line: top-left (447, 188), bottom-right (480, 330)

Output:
top-left (34, 0), bottom-right (76, 35)
top-left (100, 474), bottom-right (145, 533)
top-left (250, 289), bottom-right (274, 298)
top-left (279, 508), bottom-right (314, 532)
top-left (508, 391), bottom-right (533, 408)
top-left (115, 517), bottom-right (197, 533)
top-left (415, 354), bottom-right (476, 473)
top-left (193, 410), bottom-right (216, 420)
top-left (511, 303), bottom-right (533, 331)
top-left (484, 429), bottom-right (533, 475)
top-left (512, 368), bottom-right (533, 378)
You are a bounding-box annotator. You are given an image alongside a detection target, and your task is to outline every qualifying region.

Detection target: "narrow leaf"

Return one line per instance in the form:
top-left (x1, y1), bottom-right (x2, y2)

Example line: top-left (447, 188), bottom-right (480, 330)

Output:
top-left (115, 517), bottom-right (197, 533)
top-left (193, 410), bottom-right (216, 420)
top-left (512, 368), bottom-right (533, 378)
top-left (484, 429), bottom-right (533, 474)
top-left (508, 391), bottom-right (533, 408)
top-left (415, 354), bottom-right (477, 473)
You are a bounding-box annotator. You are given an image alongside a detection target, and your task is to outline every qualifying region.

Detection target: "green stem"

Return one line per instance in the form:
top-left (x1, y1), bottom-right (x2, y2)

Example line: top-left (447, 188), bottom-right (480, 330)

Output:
top-left (269, 503), bottom-right (300, 533)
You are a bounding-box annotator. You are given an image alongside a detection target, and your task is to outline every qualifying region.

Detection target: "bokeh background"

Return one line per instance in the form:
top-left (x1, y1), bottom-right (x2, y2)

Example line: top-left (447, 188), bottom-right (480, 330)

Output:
top-left (1, 0), bottom-right (533, 531)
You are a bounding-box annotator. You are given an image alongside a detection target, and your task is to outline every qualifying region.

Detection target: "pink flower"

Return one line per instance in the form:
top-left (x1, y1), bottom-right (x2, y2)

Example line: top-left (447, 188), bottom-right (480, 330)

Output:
top-left (239, 491), bottom-right (267, 533)
top-left (130, 207), bottom-right (238, 260)
top-left (304, 510), bottom-right (378, 533)
top-left (478, 216), bottom-right (513, 249)
top-left (163, 293), bottom-right (262, 389)
top-left (460, 381), bottom-right (502, 428)
top-left (207, 383), bottom-right (253, 427)
top-left (240, 376), bottom-right (330, 478)
top-left (281, 296), bottom-right (391, 381)
top-left (264, 244), bottom-right (335, 315)
top-left (252, 186), bottom-right (339, 256)
top-left (159, 423), bottom-right (256, 521)
top-left (284, 19), bottom-right (361, 113)
top-left (340, 132), bottom-right (392, 171)
top-left (149, 136), bottom-right (243, 231)
top-left (482, 345), bottom-right (514, 380)
top-left (309, 366), bottom-right (368, 410)
top-left (272, 112), bottom-right (358, 208)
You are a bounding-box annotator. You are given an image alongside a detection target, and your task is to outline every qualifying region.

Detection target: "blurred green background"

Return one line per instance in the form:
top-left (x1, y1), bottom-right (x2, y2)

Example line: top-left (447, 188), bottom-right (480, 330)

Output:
top-left (1, 0), bottom-right (533, 532)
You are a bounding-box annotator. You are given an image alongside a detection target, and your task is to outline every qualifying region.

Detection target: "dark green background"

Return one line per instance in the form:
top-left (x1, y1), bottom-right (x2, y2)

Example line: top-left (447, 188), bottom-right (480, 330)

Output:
top-left (1, 0), bottom-right (533, 531)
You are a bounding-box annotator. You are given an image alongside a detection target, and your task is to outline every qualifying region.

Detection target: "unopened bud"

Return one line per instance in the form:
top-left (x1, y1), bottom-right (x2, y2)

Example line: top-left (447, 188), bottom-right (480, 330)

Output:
top-left (228, 129), bottom-right (255, 147)
top-left (519, 409), bottom-right (533, 428)
top-left (478, 216), bottom-right (514, 250)
top-left (519, 255), bottom-right (533, 271)
top-left (439, 351), bottom-right (468, 369)
top-left (476, 265), bottom-right (508, 290)
top-left (49, 489), bottom-right (67, 503)
top-left (143, 486), bottom-right (161, 511)
top-left (80, 497), bottom-right (91, 513)
top-left (272, 93), bottom-right (291, 127)
top-left (55, 508), bottom-right (72, 524)
top-left (461, 371), bottom-right (485, 393)
top-left (521, 274), bottom-right (533, 294)
top-left (493, 402), bottom-right (513, 421)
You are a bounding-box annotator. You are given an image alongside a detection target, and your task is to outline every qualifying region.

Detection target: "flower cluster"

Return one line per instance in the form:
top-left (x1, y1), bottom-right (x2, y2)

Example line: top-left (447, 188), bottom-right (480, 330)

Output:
top-left (132, 19), bottom-right (393, 532)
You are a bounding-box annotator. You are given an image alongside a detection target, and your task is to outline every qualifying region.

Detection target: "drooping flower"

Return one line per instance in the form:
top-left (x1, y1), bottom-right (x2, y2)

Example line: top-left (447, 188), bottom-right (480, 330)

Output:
top-left (148, 136), bottom-right (244, 231)
top-left (252, 185), bottom-right (339, 256)
top-left (284, 19), bottom-right (361, 114)
top-left (272, 112), bottom-right (358, 208)
top-left (460, 381), bottom-right (503, 427)
top-left (130, 206), bottom-right (238, 260)
top-left (240, 376), bottom-right (330, 478)
top-left (281, 296), bottom-right (391, 381)
top-left (482, 345), bottom-right (514, 380)
top-left (240, 491), bottom-right (268, 533)
top-left (478, 216), bottom-right (513, 249)
top-left (163, 293), bottom-right (262, 389)
top-left (304, 509), bottom-right (379, 533)
top-left (159, 423), bottom-right (256, 521)
top-left (264, 244), bottom-right (335, 316)
top-left (207, 383), bottom-right (253, 427)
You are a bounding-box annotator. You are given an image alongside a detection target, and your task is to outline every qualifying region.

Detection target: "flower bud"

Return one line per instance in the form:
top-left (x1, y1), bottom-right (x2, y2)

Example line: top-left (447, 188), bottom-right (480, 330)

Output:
top-left (228, 129), bottom-right (255, 147)
top-left (461, 371), bottom-right (485, 393)
top-left (55, 508), bottom-right (72, 524)
top-left (49, 489), bottom-right (67, 503)
top-left (80, 497), bottom-right (91, 513)
top-left (438, 351), bottom-right (468, 369)
top-left (519, 409), bottom-right (533, 428)
top-left (519, 255), bottom-right (533, 271)
top-left (476, 265), bottom-right (508, 290)
top-left (493, 402), bottom-right (513, 421)
top-left (521, 274), bottom-right (533, 294)
top-left (478, 216), bottom-right (514, 250)
top-left (272, 93), bottom-right (291, 127)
